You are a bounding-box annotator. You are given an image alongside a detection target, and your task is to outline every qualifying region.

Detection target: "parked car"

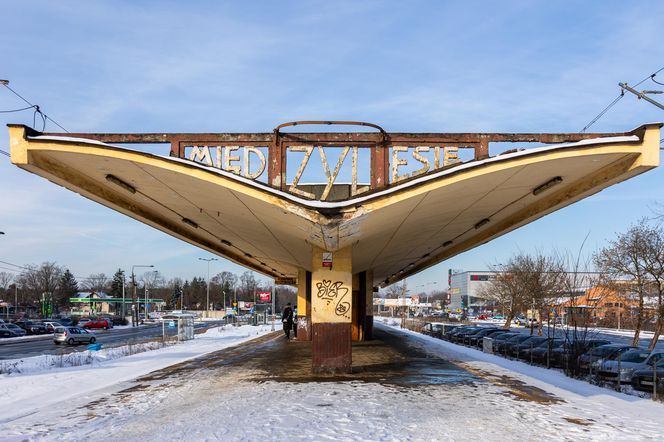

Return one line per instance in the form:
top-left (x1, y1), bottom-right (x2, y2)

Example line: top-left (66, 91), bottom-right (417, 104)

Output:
top-left (510, 336), bottom-right (549, 359)
top-left (42, 321), bottom-right (63, 333)
top-left (452, 326), bottom-right (485, 343)
top-left (477, 329), bottom-right (511, 343)
top-left (549, 339), bottom-right (612, 369)
top-left (579, 344), bottom-right (637, 373)
top-left (82, 317), bottom-right (112, 330)
top-left (54, 317), bottom-right (73, 327)
top-left (597, 349), bottom-right (662, 383)
top-left (75, 317), bottom-right (91, 326)
top-left (0, 329), bottom-right (15, 338)
top-left (478, 330), bottom-right (515, 349)
top-left (0, 323), bottom-right (27, 337)
top-left (14, 320), bottom-right (47, 335)
top-left (444, 326), bottom-right (475, 341)
top-left (631, 354), bottom-right (664, 392)
top-left (525, 338), bottom-right (565, 365)
top-left (495, 334), bottom-right (532, 355)
top-left (421, 322), bottom-right (446, 339)
top-left (53, 326), bottom-right (97, 345)
top-left (491, 333), bottom-right (521, 353)
top-left (465, 327), bottom-right (502, 346)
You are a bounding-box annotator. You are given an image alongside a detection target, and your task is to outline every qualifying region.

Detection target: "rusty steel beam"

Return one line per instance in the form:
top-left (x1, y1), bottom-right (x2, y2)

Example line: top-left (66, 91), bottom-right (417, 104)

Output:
top-left (39, 131), bottom-right (627, 145)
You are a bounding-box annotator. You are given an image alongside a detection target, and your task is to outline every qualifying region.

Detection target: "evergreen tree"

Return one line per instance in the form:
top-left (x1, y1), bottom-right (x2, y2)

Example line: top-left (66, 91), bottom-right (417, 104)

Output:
top-left (56, 269), bottom-right (79, 310)
top-left (111, 269), bottom-right (125, 297)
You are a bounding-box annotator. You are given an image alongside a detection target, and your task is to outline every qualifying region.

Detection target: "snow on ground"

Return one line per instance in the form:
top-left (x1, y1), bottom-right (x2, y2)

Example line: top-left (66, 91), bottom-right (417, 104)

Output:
top-left (0, 324), bottom-right (272, 425)
top-left (2, 320), bottom-right (663, 441)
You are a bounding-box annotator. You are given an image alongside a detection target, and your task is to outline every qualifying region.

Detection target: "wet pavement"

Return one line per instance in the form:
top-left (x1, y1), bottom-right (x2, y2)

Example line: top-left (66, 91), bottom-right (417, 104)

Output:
top-left (134, 325), bottom-right (477, 388)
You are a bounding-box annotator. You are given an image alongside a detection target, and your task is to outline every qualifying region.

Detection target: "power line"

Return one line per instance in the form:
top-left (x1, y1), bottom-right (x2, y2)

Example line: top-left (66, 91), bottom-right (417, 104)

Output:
top-left (0, 149), bottom-right (9, 157)
top-left (581, 65), bottom-right (664, 132)
top-left (0, 81), bottom-right (69, 133)
top-left (581, 92), bottom-right (624, 133)
top-left (0, 259), bottom-right (115, 281)
top-left (0, 105), bottom-right (37, 113)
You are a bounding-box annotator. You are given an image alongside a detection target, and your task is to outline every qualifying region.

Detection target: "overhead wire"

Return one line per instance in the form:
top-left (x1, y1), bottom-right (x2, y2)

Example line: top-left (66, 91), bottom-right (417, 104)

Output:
top-left (581, 65), bottom-right (664, 133)
top-left (0, 82), bottom-right (68, 133)
top-left (0, 105), bottom-right (37, 113)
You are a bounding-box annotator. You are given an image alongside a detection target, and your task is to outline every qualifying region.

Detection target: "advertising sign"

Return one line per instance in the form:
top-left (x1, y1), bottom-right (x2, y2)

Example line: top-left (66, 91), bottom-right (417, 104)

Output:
top-left (257, 291), bottom-right (271, 302)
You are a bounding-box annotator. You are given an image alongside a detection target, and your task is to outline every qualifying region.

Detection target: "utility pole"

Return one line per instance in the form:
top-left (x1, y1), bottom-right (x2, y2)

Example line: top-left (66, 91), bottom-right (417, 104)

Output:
top-left (619, 83), bottom-right (664, 110)
top-left (198, 257), bottom-right (218, 317)
top-left (131, 264), bottom-right (154, 327)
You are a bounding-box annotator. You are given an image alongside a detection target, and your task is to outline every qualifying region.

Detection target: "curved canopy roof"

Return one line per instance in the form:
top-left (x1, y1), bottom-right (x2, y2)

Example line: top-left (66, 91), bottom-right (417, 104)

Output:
top-left (9, 123), bottom-right (661, 287)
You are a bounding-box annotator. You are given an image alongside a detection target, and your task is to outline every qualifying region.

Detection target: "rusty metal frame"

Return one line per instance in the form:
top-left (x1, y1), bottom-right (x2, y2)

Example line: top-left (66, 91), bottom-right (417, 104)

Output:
top-left (37, 122), bottom-right (630, 194)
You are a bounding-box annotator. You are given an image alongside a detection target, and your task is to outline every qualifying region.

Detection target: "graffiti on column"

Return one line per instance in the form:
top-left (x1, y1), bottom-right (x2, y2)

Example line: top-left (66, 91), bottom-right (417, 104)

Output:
top-left (315, 280), bottom-right (351, 319)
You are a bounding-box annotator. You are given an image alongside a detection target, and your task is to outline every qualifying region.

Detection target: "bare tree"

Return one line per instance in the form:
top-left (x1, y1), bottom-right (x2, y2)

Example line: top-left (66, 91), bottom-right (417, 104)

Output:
top-left (383, 280), bottom-right (408, 299)
top-left (238, 271), bottom-right (258, 301)
top-left (140, 270), bottom-right (164, 289)
top-left (0, 271), bottom-right (14, 293)
top-left (82, 273), bottom-right (109, 293)
top-left (595, 219), bottom-right (653, 346)
top-left (479, 259), bottom-right (528, 328)
top-left (638, 222), bottom-right (664, 350)
top-left (18, 262), bottom-right (63, 315)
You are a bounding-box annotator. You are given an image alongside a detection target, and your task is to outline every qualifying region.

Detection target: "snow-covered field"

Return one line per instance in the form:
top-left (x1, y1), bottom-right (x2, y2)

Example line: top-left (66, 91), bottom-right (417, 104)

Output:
top-left (1, 321), bottom-right (662, 441)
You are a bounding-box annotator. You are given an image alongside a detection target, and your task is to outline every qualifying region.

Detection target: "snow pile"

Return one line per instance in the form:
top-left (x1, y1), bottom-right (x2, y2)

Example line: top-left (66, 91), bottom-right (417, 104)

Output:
top-left (0, 341), bottom-right (164, 375)
top-left (0, 324), bottom-right (271, 377)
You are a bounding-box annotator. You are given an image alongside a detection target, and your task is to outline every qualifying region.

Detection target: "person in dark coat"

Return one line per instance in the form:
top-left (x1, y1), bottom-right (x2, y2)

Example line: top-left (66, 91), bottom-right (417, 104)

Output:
top-left (282, 303), bottom-right (294, 339)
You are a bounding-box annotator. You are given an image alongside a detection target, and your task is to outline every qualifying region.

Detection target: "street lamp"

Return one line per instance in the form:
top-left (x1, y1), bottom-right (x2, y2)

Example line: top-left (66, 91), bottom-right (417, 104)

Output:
top-left (198, 257), bottom-right (218, 316)
top-left (131, 264), bottom-right (153, 327)
top-left (144, 270), bottom-right (158, 319)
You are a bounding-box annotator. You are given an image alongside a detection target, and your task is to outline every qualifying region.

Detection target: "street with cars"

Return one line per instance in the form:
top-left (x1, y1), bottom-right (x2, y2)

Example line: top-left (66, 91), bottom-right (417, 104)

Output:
top-left (0, 316), bottom-right (227, 360)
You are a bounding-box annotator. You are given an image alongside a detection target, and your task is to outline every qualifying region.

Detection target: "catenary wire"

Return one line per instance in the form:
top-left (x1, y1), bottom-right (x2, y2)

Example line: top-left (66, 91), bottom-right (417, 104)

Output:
top-left (0, 105), bottom-right (36, 113)
top-left (1, 82), bottom-right (69, 132)
top-left (581, 65), bottom-right (664, 133)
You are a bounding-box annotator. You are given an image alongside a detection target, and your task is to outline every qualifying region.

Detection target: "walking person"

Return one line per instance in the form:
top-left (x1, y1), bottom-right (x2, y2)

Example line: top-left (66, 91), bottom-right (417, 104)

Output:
top-left (282, 302), bottom-right (294, 339)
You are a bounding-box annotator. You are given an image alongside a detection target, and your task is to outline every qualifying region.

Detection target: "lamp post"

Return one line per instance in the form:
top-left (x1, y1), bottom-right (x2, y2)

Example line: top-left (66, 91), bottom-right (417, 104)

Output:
top-left (198, 257), bottom-right (218, 317)
top-left (144, 270), bottom-right (158, 319)
top-left (131, 264), bottom-right (153, 327)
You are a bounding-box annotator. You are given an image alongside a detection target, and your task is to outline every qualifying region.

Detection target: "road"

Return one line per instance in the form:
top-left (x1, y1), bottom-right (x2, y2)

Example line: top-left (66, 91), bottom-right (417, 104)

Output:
top-left (0, 321), bottom-right (226, 360)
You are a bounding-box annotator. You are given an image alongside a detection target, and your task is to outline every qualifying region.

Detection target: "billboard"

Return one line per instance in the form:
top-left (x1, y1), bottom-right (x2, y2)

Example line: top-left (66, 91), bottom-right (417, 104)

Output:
top-left (257, 291), bottom-right (271, 302)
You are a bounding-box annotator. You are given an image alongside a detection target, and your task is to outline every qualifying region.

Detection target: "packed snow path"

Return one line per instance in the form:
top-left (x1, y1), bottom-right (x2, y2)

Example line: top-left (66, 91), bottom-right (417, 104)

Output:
top-left (2, 323), bottom-right (662, 441)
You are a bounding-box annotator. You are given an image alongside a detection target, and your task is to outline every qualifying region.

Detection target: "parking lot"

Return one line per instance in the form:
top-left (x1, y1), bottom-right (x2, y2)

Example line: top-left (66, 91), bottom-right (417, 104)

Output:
top-left (411, 317), bottom-right (664, 399)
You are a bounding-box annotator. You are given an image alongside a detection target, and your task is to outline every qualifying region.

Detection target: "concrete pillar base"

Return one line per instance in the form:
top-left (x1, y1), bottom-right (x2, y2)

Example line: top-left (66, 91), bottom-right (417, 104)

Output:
top-left (312, 323), bottom-right (352, 374)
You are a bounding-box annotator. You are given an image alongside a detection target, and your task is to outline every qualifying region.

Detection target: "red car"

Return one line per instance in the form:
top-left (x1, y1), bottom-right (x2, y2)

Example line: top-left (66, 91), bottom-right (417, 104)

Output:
top-left (82, 318), bottom-right (112, 330)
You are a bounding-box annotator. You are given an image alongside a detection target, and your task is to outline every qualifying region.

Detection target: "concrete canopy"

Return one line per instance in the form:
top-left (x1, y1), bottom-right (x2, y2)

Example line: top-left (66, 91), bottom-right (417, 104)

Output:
top-left (9, 123), bottom-right (661, 287)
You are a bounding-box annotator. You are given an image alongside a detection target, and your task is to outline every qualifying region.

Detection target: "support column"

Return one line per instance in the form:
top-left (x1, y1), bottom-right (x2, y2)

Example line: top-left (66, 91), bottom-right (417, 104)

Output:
top-left (296, 268), bottom-right (312, 341)
top-left (351, 272), bottom-right (368, 342)
top-left (311, 245), bottom-right (353, 374)
top-left (364, 270), bottom-right (374, 340)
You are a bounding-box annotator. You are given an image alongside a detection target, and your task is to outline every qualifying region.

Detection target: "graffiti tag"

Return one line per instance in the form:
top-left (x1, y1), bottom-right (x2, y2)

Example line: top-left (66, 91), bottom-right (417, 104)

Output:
top-left (315, 280), bottom-right (351, 319)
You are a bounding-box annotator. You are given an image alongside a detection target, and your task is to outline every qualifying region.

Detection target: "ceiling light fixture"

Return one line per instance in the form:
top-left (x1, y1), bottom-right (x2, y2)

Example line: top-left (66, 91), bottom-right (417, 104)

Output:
top-left (532, 176), bottom-right (563, 196)
top-left (182, 218), bottom-right (198, 229)
top-left (105, 174), bottom-right (136, 194)
top-left (474, 218), bottom-right (490, 229)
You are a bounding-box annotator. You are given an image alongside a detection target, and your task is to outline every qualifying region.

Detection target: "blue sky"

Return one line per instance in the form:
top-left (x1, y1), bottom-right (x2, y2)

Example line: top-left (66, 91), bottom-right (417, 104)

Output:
top-left (1, 1), bottom-right (663, 291)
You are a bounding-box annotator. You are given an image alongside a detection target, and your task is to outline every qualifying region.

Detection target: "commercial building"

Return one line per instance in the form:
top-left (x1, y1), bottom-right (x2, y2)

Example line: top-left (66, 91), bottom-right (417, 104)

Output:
top-left (448, 271), bottom-right (497, 313)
